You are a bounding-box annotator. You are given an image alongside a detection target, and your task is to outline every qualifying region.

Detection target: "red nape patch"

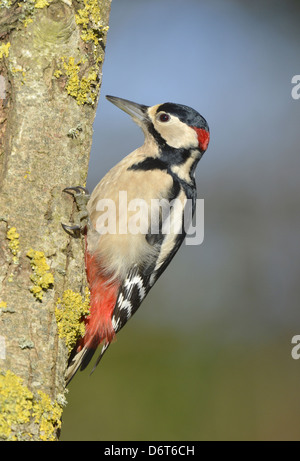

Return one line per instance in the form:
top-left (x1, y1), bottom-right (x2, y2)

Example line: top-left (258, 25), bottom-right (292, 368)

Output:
top-left (192, 127), bottom-right (210, 152)
top-left (80, 249), bottom-right (119, 351)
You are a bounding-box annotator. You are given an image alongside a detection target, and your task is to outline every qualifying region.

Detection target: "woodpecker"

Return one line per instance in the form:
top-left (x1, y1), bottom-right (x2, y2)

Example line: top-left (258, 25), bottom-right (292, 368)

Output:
top-left (64, 95), bottom-right (210, 384)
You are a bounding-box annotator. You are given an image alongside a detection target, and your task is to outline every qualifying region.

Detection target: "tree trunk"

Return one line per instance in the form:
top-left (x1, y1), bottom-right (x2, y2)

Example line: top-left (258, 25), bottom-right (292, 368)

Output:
top-left (0, 0), bottom-right (111, 441)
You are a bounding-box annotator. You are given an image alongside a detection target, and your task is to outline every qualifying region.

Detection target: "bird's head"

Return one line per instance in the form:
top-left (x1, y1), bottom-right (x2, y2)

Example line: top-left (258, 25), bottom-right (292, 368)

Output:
top-left (106, 95), bottom-right (210, 155)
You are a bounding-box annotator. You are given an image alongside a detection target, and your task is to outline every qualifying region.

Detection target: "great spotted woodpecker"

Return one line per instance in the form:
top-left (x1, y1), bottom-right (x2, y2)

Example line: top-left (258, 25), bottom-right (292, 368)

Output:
top-left (64, 95), bottom-right (210, 384)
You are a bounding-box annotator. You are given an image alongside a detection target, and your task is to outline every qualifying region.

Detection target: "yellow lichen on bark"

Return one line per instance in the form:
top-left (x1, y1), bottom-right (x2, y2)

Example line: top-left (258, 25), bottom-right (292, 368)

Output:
top-left (57, 56), bottom-right (100, 106)
top-left (34, 0), bottom-right (50, 8)
top-left (55, 287), bottom-right (90, 352)
top-left (76, 0), bottom-right (109, 45)
top-left (26, 249), bottom-right (54, 300)
top-left (0, 370), bottom-right (33, 440)
top-left (0, 370), bottom-right (63, 441)
top-left (6, 227), bottom-right (20, 263)
top-left (0, 42), bottom-right (10, 60)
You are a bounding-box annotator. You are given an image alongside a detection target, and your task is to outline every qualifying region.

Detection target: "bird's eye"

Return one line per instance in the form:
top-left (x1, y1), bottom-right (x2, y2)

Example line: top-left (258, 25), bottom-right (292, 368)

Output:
top-left (159, 113), bottom-right (170, 122)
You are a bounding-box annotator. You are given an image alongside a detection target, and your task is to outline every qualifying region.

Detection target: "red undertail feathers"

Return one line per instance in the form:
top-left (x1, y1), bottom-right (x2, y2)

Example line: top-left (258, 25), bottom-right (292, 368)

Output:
top-left (80, 249), bottom-right (119, 351)
top-left (66, 248), bottom-right (119, 384)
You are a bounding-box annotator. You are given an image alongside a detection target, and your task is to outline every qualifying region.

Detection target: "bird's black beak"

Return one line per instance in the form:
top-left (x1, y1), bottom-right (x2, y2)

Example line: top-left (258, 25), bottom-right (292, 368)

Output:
top-left (106, 95), bottom-right (148, 123)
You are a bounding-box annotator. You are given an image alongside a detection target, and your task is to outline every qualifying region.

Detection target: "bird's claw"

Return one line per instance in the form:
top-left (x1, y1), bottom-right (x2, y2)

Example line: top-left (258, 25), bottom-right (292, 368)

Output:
top-left (63, 186), bottom-right (89, 196)
top-left (61, 222), bottom-right (82, 236)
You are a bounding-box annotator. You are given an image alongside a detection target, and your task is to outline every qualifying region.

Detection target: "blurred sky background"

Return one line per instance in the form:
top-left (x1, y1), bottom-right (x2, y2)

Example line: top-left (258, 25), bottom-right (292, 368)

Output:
top-left (61, 0), bottom-right (300, 441)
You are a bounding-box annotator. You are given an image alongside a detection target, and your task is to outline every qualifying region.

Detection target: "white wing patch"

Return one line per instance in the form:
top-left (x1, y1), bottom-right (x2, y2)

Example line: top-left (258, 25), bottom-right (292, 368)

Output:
top-left (124, 274), bottom-right (146, 300)
top-left (111, 269), bottom-right (148, 334)
top-left (116, 292), bottom-right (133, 320)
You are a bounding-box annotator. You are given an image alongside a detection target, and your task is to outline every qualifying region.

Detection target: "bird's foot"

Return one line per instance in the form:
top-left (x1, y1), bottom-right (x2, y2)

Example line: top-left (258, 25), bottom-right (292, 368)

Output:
top-left (62, 186), bottom-right (90, 237)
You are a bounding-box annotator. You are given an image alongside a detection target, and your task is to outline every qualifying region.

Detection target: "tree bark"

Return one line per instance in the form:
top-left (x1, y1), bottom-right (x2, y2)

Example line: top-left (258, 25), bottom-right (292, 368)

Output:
top-left (0, 0), bottom-right (111, 441)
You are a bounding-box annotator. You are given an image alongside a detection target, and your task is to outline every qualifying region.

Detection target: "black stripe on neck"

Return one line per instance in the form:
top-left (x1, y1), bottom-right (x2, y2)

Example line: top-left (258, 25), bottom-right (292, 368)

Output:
top-left (146, 121), bottom-right (194, 166)
top-left (128, 157), bottom-right (168, 171)
top-left (128, 155), bottom-right (196, 202)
